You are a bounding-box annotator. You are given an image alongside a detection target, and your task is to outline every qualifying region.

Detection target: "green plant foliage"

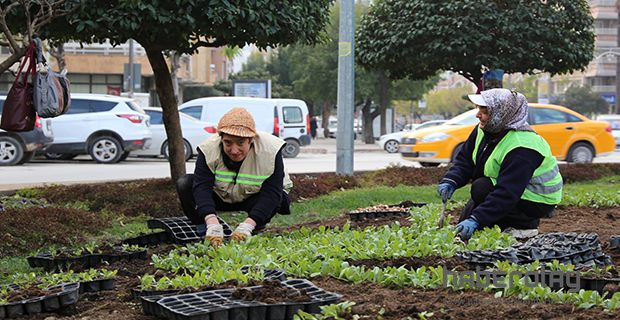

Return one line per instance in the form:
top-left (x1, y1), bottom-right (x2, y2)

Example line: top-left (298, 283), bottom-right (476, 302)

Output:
top-left (356, 0), bottom-right (595, 87)
top-left (561, 177), bottom-right (620, 208)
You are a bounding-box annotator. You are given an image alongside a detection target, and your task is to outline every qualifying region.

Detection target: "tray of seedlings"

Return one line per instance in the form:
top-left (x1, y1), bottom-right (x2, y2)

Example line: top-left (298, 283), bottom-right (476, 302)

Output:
top-left (147, 216), bottom-right (233, 243)
top-left (131, 266), bottom-right (287, 299)
top-left (140, 278), bottom-right (341, 320)
top-left (348, 200), bottom-right (426, 222)
top-left (27, 243), bottom-right (147, 272)
top-left (0, 282), bottom-right (79, 318)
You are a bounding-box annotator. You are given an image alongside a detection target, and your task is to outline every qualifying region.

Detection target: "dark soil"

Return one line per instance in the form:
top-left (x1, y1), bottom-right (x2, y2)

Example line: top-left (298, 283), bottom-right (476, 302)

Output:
top-left (231, 279), bottom-right (311, 304)
top-left (5, 286), bottom-right (62, 303)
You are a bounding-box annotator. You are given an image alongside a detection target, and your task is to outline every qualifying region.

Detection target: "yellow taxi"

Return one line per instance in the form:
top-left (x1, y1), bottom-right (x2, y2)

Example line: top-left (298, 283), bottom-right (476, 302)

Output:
top-left (399, 104), bottom-right (616, 167)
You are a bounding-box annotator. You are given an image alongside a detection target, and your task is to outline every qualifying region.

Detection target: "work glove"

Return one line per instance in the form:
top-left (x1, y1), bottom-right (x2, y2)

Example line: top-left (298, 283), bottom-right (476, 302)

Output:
top-left (455, 218), bottom-right (479, 241)
top-left (437, 182), bottom-right (456, 202)
top-left (232, 222), bottom-right (255, 241)
top-left (205, 223), bottom-right (224, 247)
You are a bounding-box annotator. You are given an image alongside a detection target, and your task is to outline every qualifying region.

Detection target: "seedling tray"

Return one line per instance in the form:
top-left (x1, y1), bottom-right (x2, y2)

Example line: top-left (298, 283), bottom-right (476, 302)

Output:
top-left (132, 267), bottom-right (287, 300)
top-left (0, 282), bottom-right (79, 318)
top-left (609, 235), bottom-right (620, 250)
top-left (348, 201), bottom-right (426, 222)
top-left (147, 216), bottom-right (233, 243)
top-left (140, 278), bottom-right (341, 320)
top-left (27, 246), bottom-right (147, 271)
top-left (122, 230), bottom-right (171, 246)
top-left (79, 278), bottom-right (115, 294)
top-left (457, 233), bottom-right (613, 269)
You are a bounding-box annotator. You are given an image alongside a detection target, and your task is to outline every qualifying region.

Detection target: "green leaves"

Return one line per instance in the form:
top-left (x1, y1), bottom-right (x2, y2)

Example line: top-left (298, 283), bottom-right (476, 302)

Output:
top-left (356, 0), bottom-right (595, 85)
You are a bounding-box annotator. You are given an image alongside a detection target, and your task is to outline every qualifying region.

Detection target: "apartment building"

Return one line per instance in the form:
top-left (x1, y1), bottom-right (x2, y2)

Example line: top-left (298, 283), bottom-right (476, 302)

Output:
top-left (0, 40), bottom-right (230, 105)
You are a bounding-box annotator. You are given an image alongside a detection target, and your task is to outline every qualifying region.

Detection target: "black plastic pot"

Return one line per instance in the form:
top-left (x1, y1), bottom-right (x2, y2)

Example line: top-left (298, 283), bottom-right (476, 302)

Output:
top-left (122, 231), bottom-right (171, 246)
top-left (609, 236), bottom-right (620, 250)
top-left (0, 282), bottom-right (80, 318)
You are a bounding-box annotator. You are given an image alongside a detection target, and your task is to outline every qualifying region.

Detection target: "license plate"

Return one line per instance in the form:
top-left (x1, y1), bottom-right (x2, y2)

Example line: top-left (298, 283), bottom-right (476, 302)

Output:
top-left (399, 146), bottom-right (412, 153)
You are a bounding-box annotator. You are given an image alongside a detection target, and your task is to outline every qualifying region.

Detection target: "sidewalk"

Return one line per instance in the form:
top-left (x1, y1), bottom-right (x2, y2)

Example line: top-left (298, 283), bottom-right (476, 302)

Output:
top-left (300, 137), bottom-right (382, 154)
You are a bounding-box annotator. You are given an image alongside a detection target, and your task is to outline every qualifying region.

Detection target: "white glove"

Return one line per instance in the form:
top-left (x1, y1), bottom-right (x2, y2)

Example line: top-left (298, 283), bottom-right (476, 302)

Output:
top-left (206, 223), bottom-right (224, 247)
top-left (232, 222), bottom-right (255, 241)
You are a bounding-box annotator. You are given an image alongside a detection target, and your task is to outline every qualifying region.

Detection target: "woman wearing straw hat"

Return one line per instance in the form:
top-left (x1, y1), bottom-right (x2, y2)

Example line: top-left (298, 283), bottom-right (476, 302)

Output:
top-left (177, 107), bottom-right (292, 247)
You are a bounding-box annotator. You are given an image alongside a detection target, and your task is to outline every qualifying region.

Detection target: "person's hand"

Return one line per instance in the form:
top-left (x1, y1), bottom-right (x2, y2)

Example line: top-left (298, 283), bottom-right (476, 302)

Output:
top-left (232, 222), bottom-right (255, 241)
top-left (205, 223), bottom-right (224, 247)
top-left (437, 182), bottom-right (456, 202)
top-left (455, 218), bottom-right (479, 241)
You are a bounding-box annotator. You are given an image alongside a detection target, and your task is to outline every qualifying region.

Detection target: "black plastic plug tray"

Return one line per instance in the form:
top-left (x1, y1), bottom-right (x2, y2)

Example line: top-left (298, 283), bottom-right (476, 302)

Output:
top-left (122, 230), bottom-right (171, 246)
top-left (347, 201), bottom-right (426, 222)
top-left (0, 282), bottom-right (79, 318)
top-left (132, 267), bottom-right (287, 300)
top-left (141, 278), bottom-right (341, 320)
top-left (27, 246), bottom-right (147, 271)
top-left (79, 278), bottom-right (115, 294)
top-left (147, 216), bottom-right (233, 243)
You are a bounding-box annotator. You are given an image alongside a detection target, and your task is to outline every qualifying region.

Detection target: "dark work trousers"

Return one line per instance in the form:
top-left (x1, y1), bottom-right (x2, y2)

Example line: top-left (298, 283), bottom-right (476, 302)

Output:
top-left (459, 177), bottom-right (555, 230)
top-left (176, 174), bottom-right (290, 229)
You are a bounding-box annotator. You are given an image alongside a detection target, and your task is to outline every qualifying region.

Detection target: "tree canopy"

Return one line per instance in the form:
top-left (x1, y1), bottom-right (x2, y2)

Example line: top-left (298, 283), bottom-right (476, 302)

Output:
top-left (42, 0), bottom-right (332, 181)
top-left (554, 85), bottom-right (609, 116)
top-left (356, 0), bottom-right (595, 90)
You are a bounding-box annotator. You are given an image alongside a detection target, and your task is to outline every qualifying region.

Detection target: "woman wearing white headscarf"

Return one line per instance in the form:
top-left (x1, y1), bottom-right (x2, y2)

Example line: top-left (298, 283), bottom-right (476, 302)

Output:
top-left (437, 89), bottom-right (563, 240)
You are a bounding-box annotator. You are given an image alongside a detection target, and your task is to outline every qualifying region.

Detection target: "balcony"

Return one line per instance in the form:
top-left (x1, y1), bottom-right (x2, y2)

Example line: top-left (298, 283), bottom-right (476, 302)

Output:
top-left (590, 0), bottom-right (617, 7)
top-left (592, 85), bottom-right (616, 92)
top-left (596, 27), bottom-right (618, 35)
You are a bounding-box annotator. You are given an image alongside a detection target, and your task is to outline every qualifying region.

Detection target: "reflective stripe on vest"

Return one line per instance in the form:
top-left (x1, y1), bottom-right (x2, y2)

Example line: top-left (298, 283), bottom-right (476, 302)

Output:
top-left (525, 164), bottom-right (562, 195)
top-left (214, 170), bottom-right (269, 186)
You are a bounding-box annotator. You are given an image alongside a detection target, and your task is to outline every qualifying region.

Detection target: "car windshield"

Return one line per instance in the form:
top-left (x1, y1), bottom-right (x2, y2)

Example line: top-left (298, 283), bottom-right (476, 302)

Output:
top-left (445, 109), bottom-right (479, 125)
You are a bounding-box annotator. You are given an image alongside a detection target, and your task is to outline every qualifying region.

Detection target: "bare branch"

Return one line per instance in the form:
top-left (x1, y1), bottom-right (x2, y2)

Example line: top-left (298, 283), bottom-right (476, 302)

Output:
top-left (0, 1), bottom-right (23, 52)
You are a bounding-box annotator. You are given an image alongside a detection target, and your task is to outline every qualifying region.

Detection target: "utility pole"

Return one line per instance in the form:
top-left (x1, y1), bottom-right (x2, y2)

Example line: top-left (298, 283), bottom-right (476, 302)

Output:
top-left (336, 0), bottom-right (355, 175)
top-left (128, 39), bottom-right (135, 98)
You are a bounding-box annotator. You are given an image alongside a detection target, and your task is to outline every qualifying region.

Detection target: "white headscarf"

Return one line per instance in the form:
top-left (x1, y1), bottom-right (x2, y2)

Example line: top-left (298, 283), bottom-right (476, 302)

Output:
top-left (481, 89), bottom-right (533, 134)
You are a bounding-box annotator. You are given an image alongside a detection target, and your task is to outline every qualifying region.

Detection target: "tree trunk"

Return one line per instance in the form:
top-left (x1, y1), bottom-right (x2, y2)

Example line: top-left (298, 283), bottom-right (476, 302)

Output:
top-left (145, 47), bottom-right (186, 182)
top-left (322, 101), bottom-right (331, 138)
top-left (361, 97), bottom-right (373, 143)
top-left (377, 70), bottom-right (389, 135)
top-left (50, 44), bottom-right (66, 71)
top-left (0, 47), bottom-right (26, 74)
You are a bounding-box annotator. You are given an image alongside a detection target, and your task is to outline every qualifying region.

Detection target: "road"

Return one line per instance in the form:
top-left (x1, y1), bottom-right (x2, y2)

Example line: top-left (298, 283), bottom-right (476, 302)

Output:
top-left (1, 138), bottom-right (618, 192)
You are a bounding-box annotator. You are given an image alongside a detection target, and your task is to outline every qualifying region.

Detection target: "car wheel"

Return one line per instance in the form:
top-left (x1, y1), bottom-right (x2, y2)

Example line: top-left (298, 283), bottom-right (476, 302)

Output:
top-left (119, 151), bottom-right (131, 161)
top-left (282, 140), bottom-right (300, 158)
top-left (567, 142), bottom-right (594, 163)
top-left (419, 162), bottom-right (440, 167)
top-left (18, 151), bottom-right (35, 164)
top-left (384, 140), bottom-right (399, 153)
top-left (0, 136), bottom-right (24, 166)
top-left (89, 136), bottom-right (123, 164)
top-left (44, 153), bottom-right (77, 160)
top-left (162, 140), bottom-right (192, 161)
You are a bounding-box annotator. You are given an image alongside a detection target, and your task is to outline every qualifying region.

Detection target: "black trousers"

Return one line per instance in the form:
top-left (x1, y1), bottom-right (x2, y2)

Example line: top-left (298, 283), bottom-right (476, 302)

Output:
top-left (459, 177), bottom-right (555, 230)
top-left (176, 174), bottom-right (290, 228)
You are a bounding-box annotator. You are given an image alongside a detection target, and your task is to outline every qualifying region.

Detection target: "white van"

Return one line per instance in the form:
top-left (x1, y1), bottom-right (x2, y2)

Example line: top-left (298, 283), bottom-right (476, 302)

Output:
top-left (596, 114), bottom-right (620, 147)
top-left (179, 97), bottom-right (311, 158)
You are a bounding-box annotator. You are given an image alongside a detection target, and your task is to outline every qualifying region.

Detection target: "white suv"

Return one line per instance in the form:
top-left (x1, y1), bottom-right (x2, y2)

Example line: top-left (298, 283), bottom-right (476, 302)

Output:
top-left (44, 94), bottom-right (152, 163)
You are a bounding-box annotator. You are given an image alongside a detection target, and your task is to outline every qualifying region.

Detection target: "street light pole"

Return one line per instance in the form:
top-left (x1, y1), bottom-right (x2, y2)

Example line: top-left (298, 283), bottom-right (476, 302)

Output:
top-left (336, 0), bottom-right (355, 175)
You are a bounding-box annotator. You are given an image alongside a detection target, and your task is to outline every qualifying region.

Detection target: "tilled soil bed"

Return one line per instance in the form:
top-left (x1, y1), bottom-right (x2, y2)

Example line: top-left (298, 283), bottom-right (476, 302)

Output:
top-left (9, 205), bottom-right (620, 320)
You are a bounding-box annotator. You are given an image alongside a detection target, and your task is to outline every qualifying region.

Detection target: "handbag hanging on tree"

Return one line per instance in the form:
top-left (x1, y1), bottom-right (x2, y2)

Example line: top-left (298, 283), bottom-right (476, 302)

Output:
top-left (0, 42), bottom-right (36, 132)
top-left (33, 37), bottom-right (71, 118)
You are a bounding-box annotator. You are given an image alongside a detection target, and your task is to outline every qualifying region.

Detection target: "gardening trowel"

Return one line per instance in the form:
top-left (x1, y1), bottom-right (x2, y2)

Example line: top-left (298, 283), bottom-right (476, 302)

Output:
top-left (437, 197), bottom-right (447, 229)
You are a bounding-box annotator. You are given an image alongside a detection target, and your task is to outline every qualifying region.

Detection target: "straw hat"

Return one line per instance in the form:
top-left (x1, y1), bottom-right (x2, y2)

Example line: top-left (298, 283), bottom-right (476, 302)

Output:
top-left (217, 107), bottom-right (257, 137)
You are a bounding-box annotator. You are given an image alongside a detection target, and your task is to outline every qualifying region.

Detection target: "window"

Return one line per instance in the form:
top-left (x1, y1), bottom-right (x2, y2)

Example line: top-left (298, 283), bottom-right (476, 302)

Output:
top-left (180, 106), bottom-right (202, 119)
top-left (282, 106), bottom-right (303, 124)
top-left (66, 99), bottom-right (117, 114)
top-left (66, 99), bottom-right (92, 114)
top-left (530, 108), bottom-right (568, 125)
top-left (146, 110), bottom-right (163, 125)
top-left (91, 100), bottom-right (117, 112)
top-left (0, 99), bottom-right (4, 114)
top-left (566, 114), bottom-right (582, 123)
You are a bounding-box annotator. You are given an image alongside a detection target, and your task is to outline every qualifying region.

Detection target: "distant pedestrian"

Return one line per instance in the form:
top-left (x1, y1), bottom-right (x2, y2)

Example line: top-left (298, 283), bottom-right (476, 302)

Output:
top-left (310, 117), bottom-right (317, 139)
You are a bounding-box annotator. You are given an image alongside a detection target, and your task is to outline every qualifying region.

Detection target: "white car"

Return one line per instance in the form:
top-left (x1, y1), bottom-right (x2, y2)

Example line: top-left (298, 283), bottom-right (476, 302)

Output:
top-left (377, 120), bottom-right (447, 153)
top-left (44, 94), bottom-right (152, 164)
top-left (596, 115), bottom-right (620, 148)
top-left (132, 107), bottom-right (216, 160)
